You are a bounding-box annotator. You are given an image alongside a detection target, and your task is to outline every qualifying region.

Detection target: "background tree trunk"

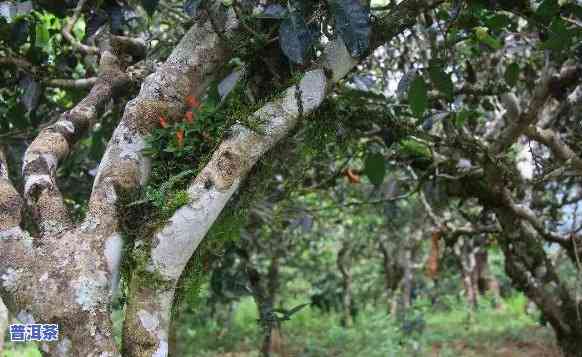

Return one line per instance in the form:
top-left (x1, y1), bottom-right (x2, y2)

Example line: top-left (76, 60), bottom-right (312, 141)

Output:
top-left (455, 237), bottom-right (479, 310)
top-left (337, 242), bottom-right (354, 327)
top-left (379, 235), bottom-right (404, 314)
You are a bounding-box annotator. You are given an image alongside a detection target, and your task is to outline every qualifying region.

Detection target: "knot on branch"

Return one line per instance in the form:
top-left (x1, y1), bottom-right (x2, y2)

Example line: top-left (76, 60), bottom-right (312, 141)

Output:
top-left (215, 149), bottom-right (242, 190)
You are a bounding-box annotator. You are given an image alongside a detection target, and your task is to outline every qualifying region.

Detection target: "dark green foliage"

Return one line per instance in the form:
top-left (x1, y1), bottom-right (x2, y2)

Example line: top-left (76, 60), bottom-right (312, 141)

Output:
top-left (485, 14), bottom-right (512, 31)
top-left (9, 18), bottom-right (29, 47)
top-left (363, 152), bottom-right (386, 186)
top-left (329, 0), bottom-right (371, 57)
top-left (428, 62), bottom-right (454, 101)
top-left (504, 63), bottom-right (520, 87)
top-left (258, 4), bottom-right (287, 19)
top-left (279, 11), bottom-right (315, 64)
top-left (408, 75), bottom-right (428, 118)
top-left (542, 18), bottom-right (571, 52)
top-left (107, 3), bottom-right (125, 34)
top-left (141, 0), bottom-right (159, 17)
top-left (535, 0), bottom-right (560, 24)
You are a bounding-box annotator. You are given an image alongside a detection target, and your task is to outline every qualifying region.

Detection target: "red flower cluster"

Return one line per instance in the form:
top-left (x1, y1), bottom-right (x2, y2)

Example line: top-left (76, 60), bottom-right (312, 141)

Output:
top-left (158, 95), bottom-right (202, 148)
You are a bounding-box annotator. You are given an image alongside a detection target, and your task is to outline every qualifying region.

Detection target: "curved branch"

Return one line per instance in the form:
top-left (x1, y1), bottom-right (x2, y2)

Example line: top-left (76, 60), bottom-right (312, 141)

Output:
top-left (22, 36), bottom-right (131, 236)
top-left (80, 10), bottom-right (239, 356)
top-left (45, 77), bottom-right (98, 89)
top-left (0, 146), bottom-right (23, 231)
top-left (526, 126), bottom-right (582, 175)
top-left (490, 64), bottom-right (581, 154)
top-left (0, 56), bottom-right (34, 70)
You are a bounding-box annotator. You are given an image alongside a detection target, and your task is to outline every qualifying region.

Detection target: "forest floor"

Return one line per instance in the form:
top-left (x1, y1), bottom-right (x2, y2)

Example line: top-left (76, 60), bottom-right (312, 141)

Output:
top-left (420, 296), bottom-right (559, 357)
top-left (428, 326), bottom-right (559, 357)
top-left (1, 294), bottom-right (561, 357)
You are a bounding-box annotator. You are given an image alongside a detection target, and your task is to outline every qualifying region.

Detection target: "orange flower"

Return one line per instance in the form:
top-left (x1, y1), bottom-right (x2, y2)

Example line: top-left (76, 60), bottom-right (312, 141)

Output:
top-left (344, 168), bottom-right (361, 184)
top-left (185, 95), bottom-right (200, 109)
top-left (184, 111), bottom-right (195, 123)
top-left (176, 129), bottom-right (185, 147)
top-left (159, 115), bottom-right (168, 128)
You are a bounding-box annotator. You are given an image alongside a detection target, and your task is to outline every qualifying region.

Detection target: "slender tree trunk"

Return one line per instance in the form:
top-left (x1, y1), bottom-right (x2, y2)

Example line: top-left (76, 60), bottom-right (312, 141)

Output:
top-left (474, 248), bottom-right (503, 308)
top-left (378, 236), bottom-right (403, 314)
top-left (260, 255), bottom-right (283, 357)
top-left (337, 242), bottom-right (354, 327)
top-left (455, 237), bottom-right (479, 310)
top-left (391, 230), bottom-right (421, 317)
top-left (401, 247), bottom-right (413, 310)
top-left (240, 246), bottom-right (284, 357)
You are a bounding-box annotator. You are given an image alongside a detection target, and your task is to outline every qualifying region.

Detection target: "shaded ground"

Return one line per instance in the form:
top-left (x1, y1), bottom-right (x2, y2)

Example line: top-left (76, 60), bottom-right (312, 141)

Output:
top-left (430, 327), bottom-right (559, 357)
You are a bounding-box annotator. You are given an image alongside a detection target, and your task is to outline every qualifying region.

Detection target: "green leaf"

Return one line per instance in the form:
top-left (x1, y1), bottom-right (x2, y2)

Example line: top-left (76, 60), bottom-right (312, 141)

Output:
top-left (408, 75), bottom-right (428, 118)
top-left (454, 109), bottom-right (470, 128)
top-left (364, 152), bottom-right (386, 186)
top-left (89, 129), bottom-right (105, 160)
top-left (536, 0), bottom-right (560, 23)
top-left (485, 14), bottom-right (512, 31)
top-left (329, 0), bottom-right (371, 57)
top-left (35, 18), bottom-right (50, 50)
top-left (279, 11), bottom-right (315, 64)
top-left (141, 0), bottom-right (159, 16)
top-left (474, 27), bottom-right (502, 50)
top-left (428, 64), bottom-right (454, 101)
top-left (543, 18), bottom-right (571, 52)
top-left (504, 63), bottom-right (520, 87)
top-left (72, 16), bottom-right (85, 41)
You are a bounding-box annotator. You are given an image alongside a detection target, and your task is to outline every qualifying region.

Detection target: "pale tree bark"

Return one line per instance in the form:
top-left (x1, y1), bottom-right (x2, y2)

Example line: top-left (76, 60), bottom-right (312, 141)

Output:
top-left (0, 32), bottom-right (144, 356)
top-left (0, 296), bottom-right (7, 353)
top-left (0, 1), bottom-right (442, 355)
